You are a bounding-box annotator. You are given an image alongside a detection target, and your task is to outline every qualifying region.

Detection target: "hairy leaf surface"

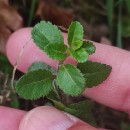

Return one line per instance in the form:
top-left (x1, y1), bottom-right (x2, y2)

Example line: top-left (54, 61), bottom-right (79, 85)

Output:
top-left (44, 43), bottom-right (67, 60)
top-left (28, 62), bottom-right (57, 74)
top-left (56, 64), bottom-right (85, 96)
top-left (82, 41), bottom-right (96, 55)
top-left (68, 48), bottom-right (89, 63)
top-left (16, 70), bottom-right (53, 100)
top-left (77, 61), bottom-right (112, 87)
top-left (31, 21), bottom-right (64, 50)
top-left (68, 21), bottom-right (83, 50)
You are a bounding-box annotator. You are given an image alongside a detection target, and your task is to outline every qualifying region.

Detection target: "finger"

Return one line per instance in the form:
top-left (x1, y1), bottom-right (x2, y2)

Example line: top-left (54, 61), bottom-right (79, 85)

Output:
top-left (19, 106), bottom-right (101, 130)
top-left (0, 106), bottom-right (26, 130)
top-left (6, 28), bottom-right (130, 114)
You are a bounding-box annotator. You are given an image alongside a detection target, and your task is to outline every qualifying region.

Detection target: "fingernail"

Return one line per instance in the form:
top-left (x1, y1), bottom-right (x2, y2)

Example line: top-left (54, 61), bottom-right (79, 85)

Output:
top-left (19, 106), bottom-right (77, 130)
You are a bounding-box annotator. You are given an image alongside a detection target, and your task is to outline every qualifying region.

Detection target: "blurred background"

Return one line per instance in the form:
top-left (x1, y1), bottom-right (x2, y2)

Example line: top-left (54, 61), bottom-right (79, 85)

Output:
top-left (0, 0), bottom-right (130, 129)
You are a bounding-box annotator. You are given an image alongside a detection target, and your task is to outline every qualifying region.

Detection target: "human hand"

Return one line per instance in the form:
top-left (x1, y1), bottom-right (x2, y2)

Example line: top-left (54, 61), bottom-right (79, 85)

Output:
top-left (0, 28), bottom-right (130, 130)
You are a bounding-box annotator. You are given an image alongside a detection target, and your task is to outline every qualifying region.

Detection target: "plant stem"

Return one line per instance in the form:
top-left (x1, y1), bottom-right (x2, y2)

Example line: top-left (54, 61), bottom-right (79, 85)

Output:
top-left (117, 0), bottom-right (123, 48)
top-left (52, 80), bottom-right (61, 100)
top-left (106, 0), bottom-right (114, 41)
top-left (52, 74), bottom-right (73, 105)
top-left (27, 0), bottom-right (37, 26)
top-left (58, 60), bottom-right (64, 71)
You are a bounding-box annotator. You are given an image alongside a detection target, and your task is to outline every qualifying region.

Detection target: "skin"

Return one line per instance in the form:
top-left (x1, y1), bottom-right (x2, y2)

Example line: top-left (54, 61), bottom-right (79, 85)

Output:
top-left (0, 28), bottom-right (130, 130)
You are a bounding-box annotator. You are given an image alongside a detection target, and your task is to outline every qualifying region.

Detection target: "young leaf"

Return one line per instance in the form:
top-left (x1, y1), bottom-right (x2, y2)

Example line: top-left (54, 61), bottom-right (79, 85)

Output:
top-left (16, 70), bottom-right (53, 100)
top-left (82, 41), bottom-right (96, 55)
top-left (28, 62), bottom-right (57, 74)
top-left (56, 64), bottom-right (86, 96)
top-left (68, 21), bottom-right (83, 50)
top-left (68, 48), bottom-right (89, 63)
top-left (77, 61), bottom-right (112, 87)
top-left (44, 43), bottom-right (67, 60)
top-left (31, 21), bottom-right (64, 51)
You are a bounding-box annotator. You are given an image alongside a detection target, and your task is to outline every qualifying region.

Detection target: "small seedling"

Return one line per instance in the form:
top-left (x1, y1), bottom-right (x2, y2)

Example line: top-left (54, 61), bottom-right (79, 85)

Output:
top-left (15, 21), bottom-right (112, 123)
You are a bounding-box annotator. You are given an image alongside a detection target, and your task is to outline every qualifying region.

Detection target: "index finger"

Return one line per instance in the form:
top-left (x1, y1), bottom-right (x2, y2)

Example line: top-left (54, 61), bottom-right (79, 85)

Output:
top-left (6, 28), bottom-right (130, 114)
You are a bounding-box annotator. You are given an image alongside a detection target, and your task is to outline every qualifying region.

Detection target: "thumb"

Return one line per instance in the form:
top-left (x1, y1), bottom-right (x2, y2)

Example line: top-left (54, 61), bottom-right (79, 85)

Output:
top-left (19, 106), bottom-right (101, 130)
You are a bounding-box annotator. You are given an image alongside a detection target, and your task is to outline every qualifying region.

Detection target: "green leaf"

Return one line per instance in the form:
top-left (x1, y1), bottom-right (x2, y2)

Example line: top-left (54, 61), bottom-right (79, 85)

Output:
top-left (31, 21), bottom-right (64, 50)
top-left (44, 43), bottom-right (67, 60)
top-left (68, 21), bottom-right (83, 50)
top-left (77, 61), bottom-right (112, 87)
top-left (68, 48), bottom-right (89, 63)
top-left (56, 64), bottom-right (86, 96)
top-left (65, 100), bottom-right (90, 116)
top-left (16, 70), bottom-right (53, 100)
top-left (82, 41), bottom-right (96, 55)
top-left (65, 100), bottom-right (95, 123)
top-left (28, 62), bottom-right (57, 74)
